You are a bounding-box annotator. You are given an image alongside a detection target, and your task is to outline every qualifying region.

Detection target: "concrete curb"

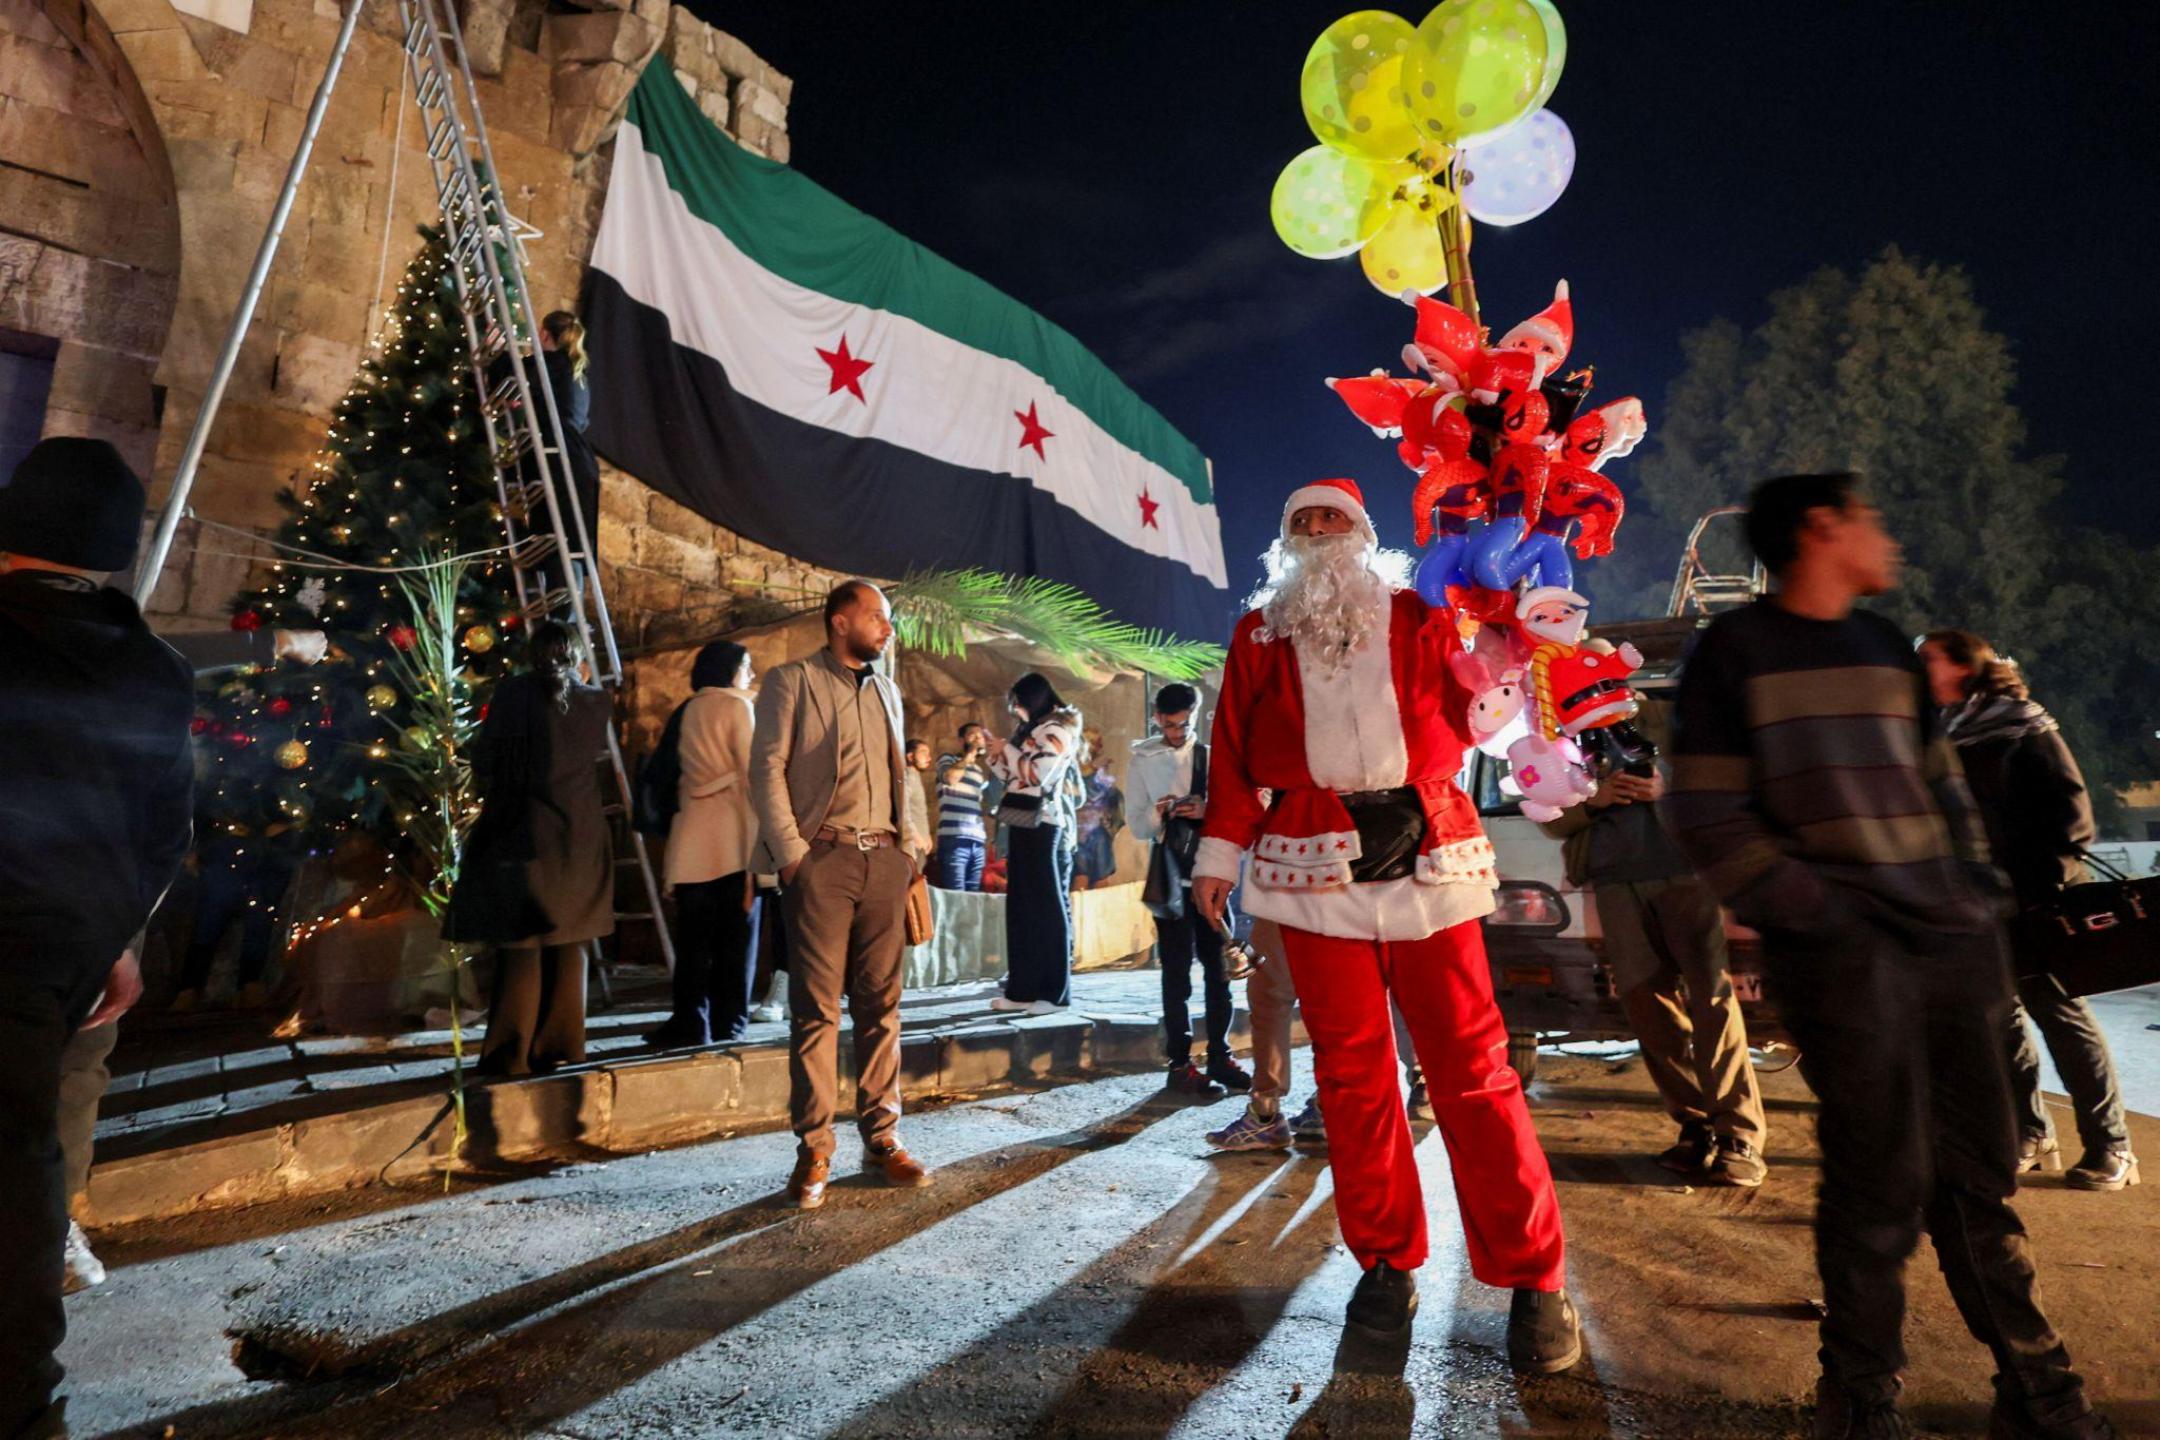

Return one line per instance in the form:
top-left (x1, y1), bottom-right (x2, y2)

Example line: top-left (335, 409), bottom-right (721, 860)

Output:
top-left (86, 1009), bottom-right (1304, 1226)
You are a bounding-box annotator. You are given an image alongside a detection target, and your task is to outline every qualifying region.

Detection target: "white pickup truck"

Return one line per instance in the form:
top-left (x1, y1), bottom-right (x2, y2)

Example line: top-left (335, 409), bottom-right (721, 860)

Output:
top-left (1464, 615), bottom-right (1782, 1081)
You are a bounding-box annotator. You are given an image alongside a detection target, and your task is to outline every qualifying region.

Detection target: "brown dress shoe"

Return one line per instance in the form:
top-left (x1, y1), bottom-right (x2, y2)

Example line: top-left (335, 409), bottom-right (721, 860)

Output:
top-left (864, 1140), bottom-right (932, 1188)
top-left (787, 1152), bottom-right (830, 1209)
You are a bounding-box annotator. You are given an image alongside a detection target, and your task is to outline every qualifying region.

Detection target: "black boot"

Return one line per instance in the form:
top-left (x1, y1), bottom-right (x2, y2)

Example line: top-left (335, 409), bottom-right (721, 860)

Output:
top-left (1507, 1288), bottom-right (1583, 1374)
top-left (1205, 1053), bottom-right (1253, 1092)
top-left (1813, 1378), bottom-right (1912, 1440)
top-left (1988, 1375), bottom-right (2116, 1439)
top-left (1345, 1259), bottom-right (1419, 1336)
top-left (2064, 1144), bottom-right (2139, 1192)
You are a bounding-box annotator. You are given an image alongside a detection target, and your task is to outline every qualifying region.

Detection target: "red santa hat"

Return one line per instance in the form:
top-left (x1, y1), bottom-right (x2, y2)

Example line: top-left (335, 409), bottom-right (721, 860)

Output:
top-left (1282, 477), bottom-right (1377, 544)
top-left (1497, 279), bottom-right (1575, 372)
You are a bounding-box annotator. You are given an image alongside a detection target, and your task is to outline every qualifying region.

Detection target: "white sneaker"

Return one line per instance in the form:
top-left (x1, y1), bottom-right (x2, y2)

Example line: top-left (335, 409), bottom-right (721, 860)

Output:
top-left (1024, 1000), bottom-right (1067, 1016)
top-left (64, 1220), bottom-right (106, 1294)
top-left (750, 1001), bottom-right (786, 1023)
top-left (989, 996), bottom-right (1030, 1012)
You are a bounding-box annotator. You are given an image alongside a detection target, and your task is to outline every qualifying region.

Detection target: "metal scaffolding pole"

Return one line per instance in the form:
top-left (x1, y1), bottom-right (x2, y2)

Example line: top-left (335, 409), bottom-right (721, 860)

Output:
top-left (132, 0), bottom-right (368, 606)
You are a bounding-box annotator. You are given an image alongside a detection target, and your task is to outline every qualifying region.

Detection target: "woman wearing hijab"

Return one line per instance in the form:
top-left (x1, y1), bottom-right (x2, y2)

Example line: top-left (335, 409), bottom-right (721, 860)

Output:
top-left (988, 672), bottom-right (1083, 1014)
top-left (445, 620), bottom-right (615, 1076)
top-left (1918, 629), bottom-right (2137, 1192)
top-left (648, 641), bottom-right (761, 1047)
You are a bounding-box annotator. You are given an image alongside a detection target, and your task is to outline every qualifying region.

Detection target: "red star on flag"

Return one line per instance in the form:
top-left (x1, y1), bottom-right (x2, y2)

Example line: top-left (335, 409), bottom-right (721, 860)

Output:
top-left (816, 335), bottom-right (874, 402)
top-left (1137, 487), bottom-right (1161, 530)
top-left (1015, 401), bottom-right (1054, 459)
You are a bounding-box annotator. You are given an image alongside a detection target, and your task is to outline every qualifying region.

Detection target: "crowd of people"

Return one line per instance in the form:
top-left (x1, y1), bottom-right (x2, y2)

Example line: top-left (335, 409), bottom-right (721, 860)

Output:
top-left (0, 428), bottom-right (2136, 1440)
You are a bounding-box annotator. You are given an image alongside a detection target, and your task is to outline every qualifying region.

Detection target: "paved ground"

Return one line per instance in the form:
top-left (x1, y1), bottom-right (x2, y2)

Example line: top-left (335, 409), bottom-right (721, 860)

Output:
top-left (60, 1032), bottom-right (2160, 1440)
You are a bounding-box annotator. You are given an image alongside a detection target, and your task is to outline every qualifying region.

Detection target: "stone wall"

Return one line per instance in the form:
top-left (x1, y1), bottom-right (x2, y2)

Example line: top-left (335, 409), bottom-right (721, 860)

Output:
top-left (31, 0), bottom-right (803, 633)
top-left (0, 0), bottom-right (181, 480)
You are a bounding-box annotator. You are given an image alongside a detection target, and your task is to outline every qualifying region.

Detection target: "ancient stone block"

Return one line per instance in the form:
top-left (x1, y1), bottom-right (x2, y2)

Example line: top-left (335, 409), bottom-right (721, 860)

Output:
top-left (113, 25), bottom-right (211, 84)
top-left (0, 98), bottom-right (144, 188)
top-left (643, 490), bottom-right (712, 544)
top-left (708, 27), bottom-right (763, 85)
top-left (597, 472), bottom-right (644, 526)
top-left (636, 527), bottom-right (719, 587)
top-left (168, 0), bottom-right (254, 38)
top-left (85, 0), bottom-right (182, 35)
top-left (0, 0), bottom-right (68, 46)
top-left (475, 44), bottom-right (553, 144)
top-left (274, 330), bottom-right (360, 411)
top-left (694, 86), bottom-right (728, 131)
top-left (0, 30), bottom-right (124, 123)
top-left (458, 0), bottom-right (514, 76)
top-left (721, 554), bottom-right (765, 592)
top-left (39, 406), bottom-right (158, 476)
top-left (164, 133), bottom-right (241, 190)
top-left (733, 75), bottom-right (784, 130)
top-left (209, 400), bottom-right (324, 464)
top-left (766, 130), bottom-right (789, 166)
top-left (544, 8), bottom-right (656, 67)
top-left (304, 166), bottom-right (374, 228)
top-left (176, 16), bottom-right (300, 103)
top-left (596, 515), bottom-right (634, 569)
top-left (47, 341), bottom-right (158, 427)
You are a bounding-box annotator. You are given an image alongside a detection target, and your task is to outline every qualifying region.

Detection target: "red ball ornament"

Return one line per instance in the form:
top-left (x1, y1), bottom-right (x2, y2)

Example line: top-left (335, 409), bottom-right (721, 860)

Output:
top-left (387, 625), bottom-right (418, 651)
top-left (267, 697), bottom-right (293, 717)
top-left (231, 609), bottom-right (263, 632)
top-left (190, 716), bottom-right (209, 735)
top-left (498, 613), bottom-right (521, 631)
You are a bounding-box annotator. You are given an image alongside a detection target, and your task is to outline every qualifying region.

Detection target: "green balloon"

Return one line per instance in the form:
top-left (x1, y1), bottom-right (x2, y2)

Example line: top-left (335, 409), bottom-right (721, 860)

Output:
top-left (1271, 145), bottom-right (1400, 260)
top-left (1406, 0), bottom-right (1551, 146)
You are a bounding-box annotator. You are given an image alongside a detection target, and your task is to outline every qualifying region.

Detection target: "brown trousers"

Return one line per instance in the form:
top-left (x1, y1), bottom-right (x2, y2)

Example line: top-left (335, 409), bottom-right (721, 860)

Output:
top-left (782, 839), bottom-right (911, 1157)
top-left (1597, 875), bottom-right (1766, 1144)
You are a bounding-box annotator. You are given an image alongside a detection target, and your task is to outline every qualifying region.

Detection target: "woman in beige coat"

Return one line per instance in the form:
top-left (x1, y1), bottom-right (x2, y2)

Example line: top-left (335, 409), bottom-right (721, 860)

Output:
top-left (647, 641), bottom-right (761, 1046)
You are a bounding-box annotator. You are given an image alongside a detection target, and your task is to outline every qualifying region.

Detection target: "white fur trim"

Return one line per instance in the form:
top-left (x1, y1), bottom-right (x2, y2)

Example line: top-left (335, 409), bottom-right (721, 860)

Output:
top-left (1283, 484), bottom-right (1374, 540)
top-left (1414, 835), bottom-right (1499, 888)
top-left (1255, 830), bottom-right (1361, 863)
top-left (1299, 597), bottom-right (1410, 791)
top-left (1192, 835), bottom-right (1247, 886)
top-left (1243, 873), bottom-right (1495, 941)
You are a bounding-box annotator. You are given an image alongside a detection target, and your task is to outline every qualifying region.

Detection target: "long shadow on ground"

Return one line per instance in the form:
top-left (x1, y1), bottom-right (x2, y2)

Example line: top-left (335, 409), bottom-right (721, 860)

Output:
top-left (99, 1090), bottom-right (1192, 1440)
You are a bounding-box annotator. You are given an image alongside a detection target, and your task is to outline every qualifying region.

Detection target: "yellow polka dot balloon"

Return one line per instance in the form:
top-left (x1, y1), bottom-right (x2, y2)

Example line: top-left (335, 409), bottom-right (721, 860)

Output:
top-left (1300, 11), bottom-right (1423, 162)
top-left (1359, 199), bottom-right (1451, 297)
top-left (1270, 145), bottom-right (1405, 260)
top-left (1406, 0), bottom-right (1554, 146)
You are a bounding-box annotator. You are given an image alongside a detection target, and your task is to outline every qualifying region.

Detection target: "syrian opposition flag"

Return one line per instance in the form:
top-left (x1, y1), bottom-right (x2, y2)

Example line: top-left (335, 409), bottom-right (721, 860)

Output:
top-left (584, 65), bottom-right (1231, 642)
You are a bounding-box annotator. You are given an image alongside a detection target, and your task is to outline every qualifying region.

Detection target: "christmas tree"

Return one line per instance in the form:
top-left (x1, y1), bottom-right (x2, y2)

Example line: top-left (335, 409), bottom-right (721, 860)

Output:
top-left (193, 226), bottom-right (529, 879)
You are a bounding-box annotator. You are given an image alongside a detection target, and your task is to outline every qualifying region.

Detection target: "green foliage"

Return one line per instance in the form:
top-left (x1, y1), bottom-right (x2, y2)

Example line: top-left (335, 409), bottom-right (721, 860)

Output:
top-left (892, 568), bottom-right (1225, 680)
top-left (1586, 246), bottom-right (2160, 827)
top-left (373, 558), bottom-right (482, 914)
top-left (197, 228), bottom-right (525, 862)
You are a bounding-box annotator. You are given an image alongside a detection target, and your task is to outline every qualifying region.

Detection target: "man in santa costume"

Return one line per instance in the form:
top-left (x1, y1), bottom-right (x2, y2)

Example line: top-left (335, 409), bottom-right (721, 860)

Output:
top-left (1190, 478), bottom-right (1581, 1370)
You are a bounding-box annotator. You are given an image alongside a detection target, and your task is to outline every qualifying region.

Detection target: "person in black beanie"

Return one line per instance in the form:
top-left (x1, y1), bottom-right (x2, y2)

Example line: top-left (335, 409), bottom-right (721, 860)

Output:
top-left (0, 437), bottom-right (195, 1440)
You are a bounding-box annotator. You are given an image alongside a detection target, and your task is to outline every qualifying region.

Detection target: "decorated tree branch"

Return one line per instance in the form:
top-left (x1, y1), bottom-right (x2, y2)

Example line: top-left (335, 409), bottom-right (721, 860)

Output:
top-left (890, 568), bottom-right (1225, 680)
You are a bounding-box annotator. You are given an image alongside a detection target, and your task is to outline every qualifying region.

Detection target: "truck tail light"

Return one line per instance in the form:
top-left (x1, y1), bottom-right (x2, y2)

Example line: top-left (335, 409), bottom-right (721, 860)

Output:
top-left (1489, 881), bottom-right (1568, 930)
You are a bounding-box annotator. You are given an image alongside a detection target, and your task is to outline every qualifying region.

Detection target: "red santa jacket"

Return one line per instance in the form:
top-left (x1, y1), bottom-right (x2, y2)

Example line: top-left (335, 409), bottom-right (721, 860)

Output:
top-left (1201, 588), bottom-right (1495, 891)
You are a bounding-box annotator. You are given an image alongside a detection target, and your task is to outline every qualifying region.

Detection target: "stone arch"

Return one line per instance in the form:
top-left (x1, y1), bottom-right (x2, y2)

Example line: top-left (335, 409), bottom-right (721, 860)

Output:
top-left (0, 0), bottom-right (183, 479)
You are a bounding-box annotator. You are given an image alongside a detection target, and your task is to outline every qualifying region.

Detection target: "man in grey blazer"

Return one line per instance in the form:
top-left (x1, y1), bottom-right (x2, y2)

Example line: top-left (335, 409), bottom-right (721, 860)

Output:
top-left (750, 579), bottom-right (931, 1208)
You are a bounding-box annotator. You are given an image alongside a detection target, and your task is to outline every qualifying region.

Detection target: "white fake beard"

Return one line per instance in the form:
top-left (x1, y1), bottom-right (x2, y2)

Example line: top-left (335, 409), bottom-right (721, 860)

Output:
top-left (1248, 532), bottom-right (1408, 673)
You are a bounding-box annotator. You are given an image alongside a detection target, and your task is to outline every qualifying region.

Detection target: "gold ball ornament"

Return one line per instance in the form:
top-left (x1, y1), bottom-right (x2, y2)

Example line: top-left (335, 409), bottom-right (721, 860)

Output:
top-left (275, 740), bottom-right (310, 770)
top-left (463, 623), bottom-right (496, 653)
top-left (403, 726), bottom-right (432, 750)
top-left (365, 684), bottom-right (398, 710)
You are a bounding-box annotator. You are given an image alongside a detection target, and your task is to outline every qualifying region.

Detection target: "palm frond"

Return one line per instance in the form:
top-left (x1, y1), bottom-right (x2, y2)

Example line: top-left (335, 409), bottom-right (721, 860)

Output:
top-left (890, 568), bottom-right (1223, 680)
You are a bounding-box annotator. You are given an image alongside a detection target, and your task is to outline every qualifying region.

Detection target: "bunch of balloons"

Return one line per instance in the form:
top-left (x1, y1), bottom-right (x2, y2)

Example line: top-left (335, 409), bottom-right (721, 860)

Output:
top-left (1270, 1), bottom-right (1574, 295)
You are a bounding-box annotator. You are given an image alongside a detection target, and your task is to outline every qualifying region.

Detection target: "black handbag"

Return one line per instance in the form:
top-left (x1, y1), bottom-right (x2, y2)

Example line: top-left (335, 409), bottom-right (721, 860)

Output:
top-left (1144, 745), bottom-right (1209, 921)
top-left (2008, 850), bottom-right (2160, 998)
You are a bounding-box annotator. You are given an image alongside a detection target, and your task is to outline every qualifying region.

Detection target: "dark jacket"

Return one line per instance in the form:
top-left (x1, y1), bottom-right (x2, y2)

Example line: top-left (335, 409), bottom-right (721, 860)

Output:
top-left (442, 672), bottom-right (615, 946)
top-left (1946, 695), bottom-right (2094, 911)
top-left (0, 573), bottom-right (194, 971)
top-left (488, 349), bottom-right (599, 538)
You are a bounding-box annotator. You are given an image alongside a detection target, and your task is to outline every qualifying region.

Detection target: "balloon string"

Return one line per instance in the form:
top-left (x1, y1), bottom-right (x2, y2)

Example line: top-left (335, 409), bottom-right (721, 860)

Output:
top-left (1439, 151), bottom-right (1480, 328)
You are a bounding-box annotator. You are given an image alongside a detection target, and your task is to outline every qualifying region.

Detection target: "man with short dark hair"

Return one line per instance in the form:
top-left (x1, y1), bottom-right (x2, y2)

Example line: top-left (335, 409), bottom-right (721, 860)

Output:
top-left (751, 579), bottom-right (930, 1210)
top-left (1, 438), bottom-right (195, 1440)
top-left (934, 722), bottom-right (992, 891)
top-left (1128, 682), bottom-right (1248, 1095)
top-left (1665, 473), bottom-right (2113, 1440)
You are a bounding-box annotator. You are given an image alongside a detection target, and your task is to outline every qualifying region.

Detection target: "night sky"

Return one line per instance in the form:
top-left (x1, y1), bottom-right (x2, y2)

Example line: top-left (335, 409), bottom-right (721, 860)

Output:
top-left (700, 3), bottom-right (2160, 609)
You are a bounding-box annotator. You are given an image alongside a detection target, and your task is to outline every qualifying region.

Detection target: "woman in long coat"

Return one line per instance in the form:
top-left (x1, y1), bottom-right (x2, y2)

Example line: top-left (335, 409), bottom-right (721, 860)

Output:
top-left (646, 640), bottom-right (760, 1047)
top-left (988, 672), bottom-right (1082, 1014)
top-left (445, 620), bottom-right (615, 1076)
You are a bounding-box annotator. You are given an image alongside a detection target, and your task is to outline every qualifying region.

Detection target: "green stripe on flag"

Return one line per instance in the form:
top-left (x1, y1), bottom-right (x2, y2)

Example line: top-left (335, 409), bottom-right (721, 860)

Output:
top-left (622, 64), bottom-right (1212, 505)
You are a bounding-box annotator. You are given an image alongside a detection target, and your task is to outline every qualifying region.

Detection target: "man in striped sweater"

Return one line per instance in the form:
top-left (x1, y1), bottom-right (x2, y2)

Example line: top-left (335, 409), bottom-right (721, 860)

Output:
top-left (1664, 473), bottom-right (2111, 1440)
top-left (933, 723), bottom-right (992, 892)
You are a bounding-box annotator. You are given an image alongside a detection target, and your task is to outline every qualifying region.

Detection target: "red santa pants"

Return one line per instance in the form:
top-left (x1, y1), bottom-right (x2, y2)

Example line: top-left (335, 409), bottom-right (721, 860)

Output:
top-left (1280, 918), bottom-right (1567, 1289)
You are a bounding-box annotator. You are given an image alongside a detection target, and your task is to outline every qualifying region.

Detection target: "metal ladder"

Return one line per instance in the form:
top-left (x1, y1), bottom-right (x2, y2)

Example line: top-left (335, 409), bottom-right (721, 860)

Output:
top-left (1667, 505), bottom-right (1766, 618)
top-left (395, 0), bottom-right (674, 976)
